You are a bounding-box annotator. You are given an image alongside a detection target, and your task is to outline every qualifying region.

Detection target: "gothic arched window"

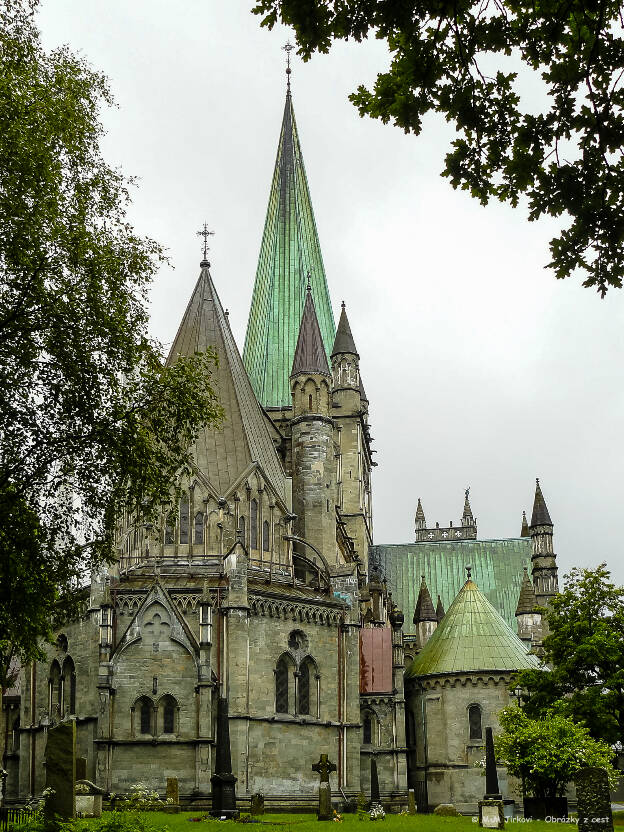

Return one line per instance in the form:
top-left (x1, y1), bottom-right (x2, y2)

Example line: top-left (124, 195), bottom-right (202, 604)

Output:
top-left (140, 699), bottom-right (152, 735)
top-left (298, 661), bottom-right (310, 715)
top-left (194, 512), bottom-right (204, 545)
top-left (165, 516), bottom-right (174, 545)
top-left (179, 496), bottom-right (189, 544)
top-left (469, 704), bottom-right (483, 740)
top-left (250, 499), bottom-right (258, 550)
top-left (160, 695), bottom-right (177, 734)
top-left (49, 660), bottom-right (61, 715)
top-left (262, 520), bottom-right (270, 552)
top-left (239, 515), bottom-right (246, 543)
top-left (275, 657), bottom-right (289, 714)
top-left (363, 713), bottom-right (372, 744)
top-left (63, 657), bottom-right (76, 715)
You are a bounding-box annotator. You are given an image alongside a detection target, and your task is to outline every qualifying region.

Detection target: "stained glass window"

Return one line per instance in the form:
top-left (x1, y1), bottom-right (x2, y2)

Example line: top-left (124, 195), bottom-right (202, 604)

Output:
top-left (275, 658), bottom-right (289, 713)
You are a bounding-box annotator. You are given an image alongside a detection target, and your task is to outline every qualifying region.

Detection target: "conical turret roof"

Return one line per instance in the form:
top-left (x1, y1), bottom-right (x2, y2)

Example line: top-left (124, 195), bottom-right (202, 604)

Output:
top-left (530, 479), bottom-right (552, 526)
top-left (515, 568), bottom-right (538, 616)
top-left (413, 575), bottom-right (437, 624)
top-left (291, 288), bottom-right (331, 376)
top-left (167, 264), bottom-right (288, 503)
top-left (436, 595), bottom-right (445, 622)
top-left (520, 511), bottom-right (530, 537)
top-left (332, 303), bottom-right (358, 357)
top-left (243, 88), bottom-right (335, 407)
top-left (406, 575), bottom-right (540, 678)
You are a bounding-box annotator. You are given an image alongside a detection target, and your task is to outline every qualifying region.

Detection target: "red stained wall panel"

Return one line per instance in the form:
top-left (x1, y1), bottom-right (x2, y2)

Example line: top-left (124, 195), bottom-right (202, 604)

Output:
top-left (359, 628), bottom-right (393, 693)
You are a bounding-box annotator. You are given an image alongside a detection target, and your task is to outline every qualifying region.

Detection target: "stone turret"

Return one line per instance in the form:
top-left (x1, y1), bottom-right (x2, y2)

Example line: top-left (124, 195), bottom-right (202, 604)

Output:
top-left (530, 479), bottom-right (558, 608)
top-left (515, 567), bottom-right (540, 647)
top-left (461, 488), bottom-right (476, 532)
top-left (290, 286), bottom-right (337, 561)
top-left (331, 302), bottom-right (372, 566)
top-left (520, 510), bottom-right (529, 537)
top-left (413, 575), bottom-right (438, 649)
top-left (415, 498), bottom-right (426, 537)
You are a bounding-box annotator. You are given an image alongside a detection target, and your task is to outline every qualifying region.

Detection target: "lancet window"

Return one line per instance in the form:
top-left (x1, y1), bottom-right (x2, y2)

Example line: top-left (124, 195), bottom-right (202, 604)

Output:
top-left (468, 704), bottom-right (482, 740)
top-left (194, 512), bottom-right (204, 544)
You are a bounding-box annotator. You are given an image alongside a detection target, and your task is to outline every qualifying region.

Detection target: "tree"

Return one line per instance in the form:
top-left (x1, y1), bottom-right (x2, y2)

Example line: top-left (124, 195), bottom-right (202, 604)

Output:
top-left (254, 0), bottom-right (624, 296)
top-left (514, 563), bottom-right (624, 746)
top-left (0, 0), bottom-right (224, 765)
top-left (495, 706), bottom-right (618, 798)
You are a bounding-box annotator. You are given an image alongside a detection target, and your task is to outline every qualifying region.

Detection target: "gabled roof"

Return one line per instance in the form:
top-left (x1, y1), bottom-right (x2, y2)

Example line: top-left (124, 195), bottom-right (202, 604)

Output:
top-left (167, 264), bottom-right (288, 503)
top-left (414, 575), bottom-right (437, 624)
top-left (530, 478), bottom-right (553, 526)
top-left (291, 288), bottom-right (331, 377)
top-left (406, 576), bottom-right (540, 678)
top-left (243, 88), bottom-right (335, 407)
top-left (332, 303), bottom-right (358, 357)
top-left (515, 567), bottom-right (538, 615)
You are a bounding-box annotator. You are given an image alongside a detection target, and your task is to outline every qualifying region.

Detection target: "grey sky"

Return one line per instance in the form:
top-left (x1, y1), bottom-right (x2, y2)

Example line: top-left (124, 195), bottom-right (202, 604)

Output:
top-left (38, 1), bottom-right (624, 585)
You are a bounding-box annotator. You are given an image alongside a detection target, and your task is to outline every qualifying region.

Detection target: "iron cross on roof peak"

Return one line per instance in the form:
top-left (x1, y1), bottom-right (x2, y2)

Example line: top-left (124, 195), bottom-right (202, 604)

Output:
top-left (197, 222), bottom-right (214, 266)
top-left (283, 41), bottom-right (294, 89)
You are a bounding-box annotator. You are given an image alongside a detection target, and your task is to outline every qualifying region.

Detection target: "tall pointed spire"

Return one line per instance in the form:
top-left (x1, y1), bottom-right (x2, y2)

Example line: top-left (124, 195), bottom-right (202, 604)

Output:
top-left (413, 576), bottom-right (437, 624)
top-left (515, 567), bottom-right (537, 616)
top-left (243, 75), bottom-right (335, 408)
top-left (520, 510), bottom-right (530, 537)
top-left (291, 287), bottom-right (331, 377)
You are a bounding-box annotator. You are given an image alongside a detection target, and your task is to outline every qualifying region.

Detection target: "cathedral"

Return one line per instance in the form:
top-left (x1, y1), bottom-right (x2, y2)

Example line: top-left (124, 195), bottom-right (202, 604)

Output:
top-left (3, 71), bottom-right (560, 814)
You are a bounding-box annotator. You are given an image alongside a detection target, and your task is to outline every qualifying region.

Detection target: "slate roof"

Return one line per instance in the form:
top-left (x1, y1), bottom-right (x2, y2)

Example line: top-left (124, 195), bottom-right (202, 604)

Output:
top-left (332, 303), bottom-right (358, 357)
top-left (371, 537), bottom-right (532, 632)
top-left (291, 288), bottom-right (331, 376)
top-left (405, 577), bottom-right (540, 678)
top-left (530, 479), bottom-right (552, 526)
top-left (167, 264), bottom-right (289, 503)
top-left (243, 88), bottom-right (335, 407)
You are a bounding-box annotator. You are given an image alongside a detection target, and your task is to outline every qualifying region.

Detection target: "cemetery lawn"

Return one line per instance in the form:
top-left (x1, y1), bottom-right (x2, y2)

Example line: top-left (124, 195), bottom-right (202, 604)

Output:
top-left (115, 812), bottom-right (570, 832)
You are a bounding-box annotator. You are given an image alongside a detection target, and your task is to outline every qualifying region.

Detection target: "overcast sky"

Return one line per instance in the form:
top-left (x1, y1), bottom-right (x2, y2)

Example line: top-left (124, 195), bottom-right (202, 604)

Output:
top-left (38, 1), bottom-right (624, 585)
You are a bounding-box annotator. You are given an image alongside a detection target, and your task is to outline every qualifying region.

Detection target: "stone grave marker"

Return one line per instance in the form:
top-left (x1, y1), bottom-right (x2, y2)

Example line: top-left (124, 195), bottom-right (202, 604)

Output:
top-left (250, 793), bottom-right (265, 816)
top-left (370, 758), bottom-right (380, 806)
top-left (407, 789), bottom-right (416, 815)
top-left (479, 727), bottom-right (504, 829)
top-left (312, 754), bottom-right (337, 821)
top-left (166, 777), bottom-right (179, 805)
top-left (44, 720), bottom-right (76, 829)
top-left (575, 767), bottom-right (614, 832)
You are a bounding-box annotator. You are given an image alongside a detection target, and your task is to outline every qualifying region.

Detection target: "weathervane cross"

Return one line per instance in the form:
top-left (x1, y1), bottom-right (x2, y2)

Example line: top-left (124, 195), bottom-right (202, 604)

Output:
top-left (197, 222), bottom-right (214, 263)
top-left (283, 41), bottom-right (294, 88)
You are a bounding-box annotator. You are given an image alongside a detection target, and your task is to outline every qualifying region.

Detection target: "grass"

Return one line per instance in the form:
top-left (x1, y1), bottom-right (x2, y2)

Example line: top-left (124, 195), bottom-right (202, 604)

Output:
top-left (127, 812), bottom-right (574, 832)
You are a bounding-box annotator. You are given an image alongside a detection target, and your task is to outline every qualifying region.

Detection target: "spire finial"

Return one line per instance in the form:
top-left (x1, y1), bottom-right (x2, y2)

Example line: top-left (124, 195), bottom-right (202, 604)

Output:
top-left (465, 486), bottom-right (470, 500)
top-left (197, 222), bottom-right (214, 266)
top-left (466, 565), bottom-right (472, 580)
top-left (283, 41), bottom-right (294, 91)
top-left (341, 300), bottom-right (345, 309)
top-left (306, 271), bottom-right (312, 292)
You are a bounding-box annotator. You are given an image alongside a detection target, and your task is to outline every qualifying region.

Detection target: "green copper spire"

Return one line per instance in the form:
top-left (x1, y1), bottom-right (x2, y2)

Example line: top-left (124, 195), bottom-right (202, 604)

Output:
top-left (243, 85), bottom-right (335, 408)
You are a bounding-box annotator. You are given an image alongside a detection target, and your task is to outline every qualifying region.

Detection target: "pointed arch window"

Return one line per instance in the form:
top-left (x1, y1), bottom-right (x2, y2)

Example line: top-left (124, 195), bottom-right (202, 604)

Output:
top-left (194, 512), bottom-right (204, 545)
top-left (63, 657), bottom-right (76, 715)
top-left (140, 699), bottom-right (153, 735)
top-left (239, 515), bottom-right (246, 543)
top-left (469, 704), bottom-right (482, 740)
top-left (165, 516), bottom-right (174, 545)
top-left (298, 661), bottom-right (310, 715)
top-left (262, 520), bottom-right (270, 552)
top-left (250, 499), bottom-right (258, 550)
top-left (49, 660), bottom-right (61, 715)
top-left (363, 713), bottom-right (372, 744)
top-left (160, 694), bottom-right (177, 735)
top-left (179, 496), bottom-right (189, 544)
top-left (275, 657), bottom-right (289, 714)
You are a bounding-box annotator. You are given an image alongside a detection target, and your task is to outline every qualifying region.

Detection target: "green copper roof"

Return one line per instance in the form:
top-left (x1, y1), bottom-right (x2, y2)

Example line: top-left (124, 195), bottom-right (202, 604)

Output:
top-left (405, 578), bottom-right (540, 678)
top-left (243, 89), bottom-right (335, 408)
top-left (370, 538), bottom-right (532, 632)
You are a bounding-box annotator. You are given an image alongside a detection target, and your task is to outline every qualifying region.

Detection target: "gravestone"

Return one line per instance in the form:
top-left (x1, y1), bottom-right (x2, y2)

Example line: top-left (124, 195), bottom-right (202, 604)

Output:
top-left (75, 780), bottom-right (104, 818)
top-left (575, 767), bottom-right (614, 832)
top-left (312, 754), bottom-right (337, 821)
top-left (75, 758), bottom-right (87, 782)
top-left (370, 758), bottom-right (380, 806)
top-left (210, 698), bottom-right (238, 818)
top-left (44, 720), bottom-right (76, 829)
top-left (479, 727), bottom-right (504, 829)
top-left (166, 777), bottom-right (179, 805)
top-left (250, 793), bottom-right (265, 816)
top-left (407, 789), bottom-right (416, 815)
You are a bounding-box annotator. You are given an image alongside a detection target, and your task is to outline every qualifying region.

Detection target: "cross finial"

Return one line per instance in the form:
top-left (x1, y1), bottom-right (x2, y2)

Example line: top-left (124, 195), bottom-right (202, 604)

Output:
top-left (283, 41), bottom-right (294, 90)
top-left (466, 565), bottom-right (472, 579)
top-left (465, 486), bottom-right (470, 500)
top-left (306, 271), bottom-right (312, 292)
top-left (197, 222), bottom-right (214, 266)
